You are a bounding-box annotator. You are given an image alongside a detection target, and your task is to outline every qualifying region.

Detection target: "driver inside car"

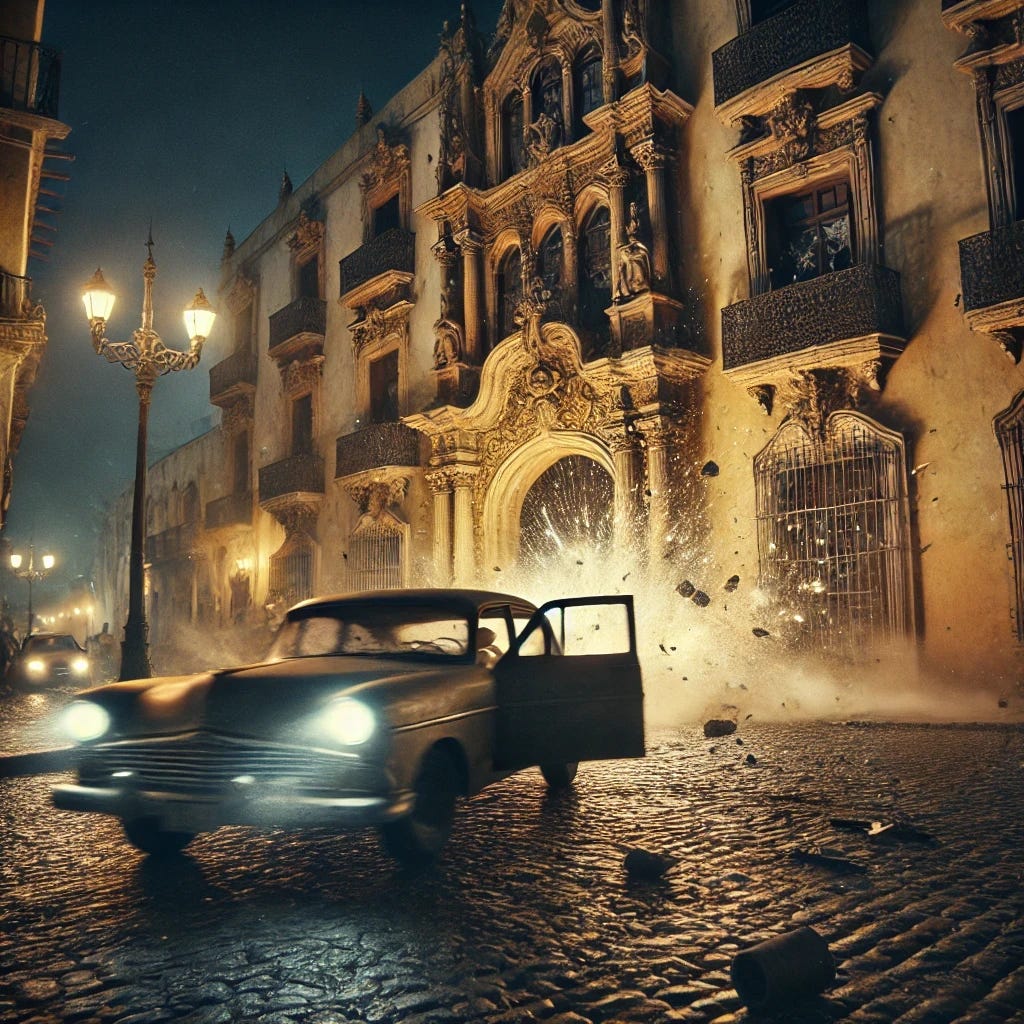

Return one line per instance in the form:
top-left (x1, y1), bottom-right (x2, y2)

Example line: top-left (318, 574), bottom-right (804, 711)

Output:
top-left (476, 626), bottom-right (504, 667)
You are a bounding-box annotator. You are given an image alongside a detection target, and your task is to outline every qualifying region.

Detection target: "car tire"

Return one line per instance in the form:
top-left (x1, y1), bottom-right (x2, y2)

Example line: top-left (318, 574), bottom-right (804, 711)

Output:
top-left (379, 746), bottom-right (459, 868)
top-left (122, 817), bottom-right (195, 857)
top-left (540, 762), bottom-right (578, 790)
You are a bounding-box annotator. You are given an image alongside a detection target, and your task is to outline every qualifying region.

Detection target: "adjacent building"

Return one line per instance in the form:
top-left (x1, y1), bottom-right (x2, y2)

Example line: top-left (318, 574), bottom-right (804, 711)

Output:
top-left (95, 0), bottom-right (1024, 695)
top-left (0, 0), bottom-right (69, 527)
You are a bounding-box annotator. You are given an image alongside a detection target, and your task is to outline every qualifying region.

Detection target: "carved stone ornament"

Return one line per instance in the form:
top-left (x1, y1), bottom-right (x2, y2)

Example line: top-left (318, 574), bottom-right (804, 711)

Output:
top-left (361, 125), bottom-right (411, 193)
top-left (350, 303), bottom-right (410, 356)
top-left (287, 211), bottom-right (324, 255)
top-left (993, 329), bottom-right (1023, 364)
top-left (524, 107), bottom-right (564, 166)
top-left (776, 362), bottom-right (881, 438)
top-left (433, 315), bottom-right (464, 368)
top-left (767, 91), bottom-right (815, 166)
top-left (281, 354), bottom-right (325, 398)
top-left (747, 384), bottom-right (775, 416)
top-left (513, 275), bottom-right (553, 365)
top-left (224, 273), bottom-right (256, 317)
top-left (221, 394), bottom-right (254, 434)
top-left (616, 202), bottom-right (652, 300)
top-left (621, 0), bottom-right (646, 59)
top-left (344, 475), bottom-right (409, 517)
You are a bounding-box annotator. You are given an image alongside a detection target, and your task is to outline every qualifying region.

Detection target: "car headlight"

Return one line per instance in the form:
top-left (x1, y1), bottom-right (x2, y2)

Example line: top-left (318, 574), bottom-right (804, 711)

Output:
top-left (26, 659), bottom-right (46, 675)
top-left (319, 698), bottom-right (376, 745)
top-left (71, 657), bottom-right (90, 675)
top-left (61, 701), bottom-right (111, 743)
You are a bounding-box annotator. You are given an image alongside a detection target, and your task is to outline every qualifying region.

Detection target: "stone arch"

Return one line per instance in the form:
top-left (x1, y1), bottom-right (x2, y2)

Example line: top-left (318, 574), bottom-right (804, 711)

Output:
top-left (483, 430), bottom-right (614, 568)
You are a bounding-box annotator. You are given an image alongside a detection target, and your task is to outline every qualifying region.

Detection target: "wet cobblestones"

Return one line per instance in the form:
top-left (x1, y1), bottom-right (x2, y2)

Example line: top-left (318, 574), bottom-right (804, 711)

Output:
top-left (0, 713), bottom-right (1022, 1023)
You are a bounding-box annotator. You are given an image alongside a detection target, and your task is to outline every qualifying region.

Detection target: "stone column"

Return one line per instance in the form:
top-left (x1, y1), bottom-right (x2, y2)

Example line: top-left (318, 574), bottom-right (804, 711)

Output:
top-left (456, 231), bottom-right (484, 364)
top-left (601, 0), bottom-right (619, 104)
top-left (561, 62), bottom-right (574, 144)
top-left (644, 419), bottom-right (671, 565)
top-left (452, 469), bottom-right (477, 584)
top-left (611, 432), bottom-right (642, 558)
top-left (632, 139), bottom-right (670, 289)
top-left (605, 161), bottom-right (629, 300)
top-left (562, 227), bottom-right (579, 324)
top-left (426, 471), bottom-right (453, 586)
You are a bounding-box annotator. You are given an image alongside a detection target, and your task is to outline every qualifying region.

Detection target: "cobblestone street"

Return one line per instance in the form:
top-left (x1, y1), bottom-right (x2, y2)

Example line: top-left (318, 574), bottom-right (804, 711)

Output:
top-left (1, 689), bottom-right (1023, 1024)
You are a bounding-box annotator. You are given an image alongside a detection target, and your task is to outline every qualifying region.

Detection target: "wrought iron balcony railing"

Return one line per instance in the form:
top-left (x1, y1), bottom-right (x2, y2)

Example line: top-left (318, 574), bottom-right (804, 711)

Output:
top-left (340, 228), bottom-right (415, 299)
top-left (259, 453), bottom-right (325, 504)
top-left (209, 348), bottom-right (257, 404)
top-left (0, 271), bottom-right (36, 320)
top-left (721, 263), bottom-right (904, 370)
top-left (712, 0), bottom-right (871, 108)
top-left (204, 491), bottom-right (253, 530)
top-left (146, 522), bottom-right (198, 563)
top-left (958, 220), bottom-right (1024, 315)
top-left (0, 35), bottom-right (61, 120)
top-left (268, 296), bottom-right (326, 356)
top-left (335, 422), bottom-right (421, 479)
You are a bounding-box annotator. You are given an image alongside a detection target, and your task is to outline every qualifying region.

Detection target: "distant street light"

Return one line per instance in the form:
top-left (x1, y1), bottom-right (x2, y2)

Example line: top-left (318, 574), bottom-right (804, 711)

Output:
top-left (9, 546), bottom-right (56, 637)
top-left (82, 235), bottom-right (215, 680)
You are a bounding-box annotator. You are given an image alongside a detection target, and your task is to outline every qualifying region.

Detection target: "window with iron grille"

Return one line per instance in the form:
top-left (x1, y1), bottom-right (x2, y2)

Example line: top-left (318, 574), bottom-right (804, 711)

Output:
top-left (995, 392), bottom-right (1024, 640)
top-left (345, 513), bottom-right (406, 592)
top-left (754, 412), bottom-right (911, 652)
top-left (269, 533), bottom-right (314, 606)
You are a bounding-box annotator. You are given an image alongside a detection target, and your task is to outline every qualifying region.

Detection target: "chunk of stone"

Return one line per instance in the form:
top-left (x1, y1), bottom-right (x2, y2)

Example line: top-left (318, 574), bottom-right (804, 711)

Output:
top-left (791, 848), bottom-right (867, 874)
top-left (624, 848), bottom-right (677, 880)
top-left (676, 579), bottom-right (696, 598)
top-left (752, 627), bottom-right (770, 638)
top-left (724, 575), bottom-right (740, 592)
top-left (703, 719), bottom-right (737, 738)
top-left (701, 460), bottom-right (720, 477)
top-left (692, 590), bottom-right (711, 607)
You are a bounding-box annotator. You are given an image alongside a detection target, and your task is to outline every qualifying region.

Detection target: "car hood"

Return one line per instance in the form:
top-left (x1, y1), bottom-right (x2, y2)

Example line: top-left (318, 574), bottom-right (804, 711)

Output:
top-left (81, 656), bottom-right (489, 740)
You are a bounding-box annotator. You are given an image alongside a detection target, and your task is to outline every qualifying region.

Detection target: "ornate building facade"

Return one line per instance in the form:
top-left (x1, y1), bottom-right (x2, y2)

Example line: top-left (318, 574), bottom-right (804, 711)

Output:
top-left (0, 0), bottom-right (68, 528)
top-left (95, 0), bottom-right (1024, 694)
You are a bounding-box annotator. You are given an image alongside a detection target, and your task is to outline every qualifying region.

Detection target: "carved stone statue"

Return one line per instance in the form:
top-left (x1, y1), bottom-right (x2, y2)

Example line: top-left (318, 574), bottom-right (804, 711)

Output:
top-left (524, 105), bottom-right (563, 165)
top-left (432, 294), bottom-right (464, 368)
top-left (622, 0), bottom-right (645, 57)
top-left (616, 202), bottom-right (652, 300)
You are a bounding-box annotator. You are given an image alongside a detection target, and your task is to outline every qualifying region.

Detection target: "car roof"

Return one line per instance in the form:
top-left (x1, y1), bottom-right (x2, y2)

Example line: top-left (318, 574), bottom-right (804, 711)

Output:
top-left (287, 588), bottom-right (538, 620)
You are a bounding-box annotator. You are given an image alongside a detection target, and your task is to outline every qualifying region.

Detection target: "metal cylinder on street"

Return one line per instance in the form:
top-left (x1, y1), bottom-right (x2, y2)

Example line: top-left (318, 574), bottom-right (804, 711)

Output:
top-left (730, 925), bottom-right (835, 1011)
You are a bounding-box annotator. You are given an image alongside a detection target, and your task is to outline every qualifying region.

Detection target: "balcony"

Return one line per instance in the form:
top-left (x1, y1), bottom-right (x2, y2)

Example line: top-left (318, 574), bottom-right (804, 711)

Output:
top-left (259, 453), bottom-right (325, 506)
top-left (209, 349), bottom-right (257, 407)
top-left (721, 263), bottom-right (904, 373)
top-left (712, 0), bottom-right (871, 117)
top-left (339, 228), bottom-right (415, 307)
top-left (1, 36), bottom-right (61, 121)
top-left (204, 491), bottom-right (252, 531)
top-left (958, 220), bottom-right (1024, 327)
top-left (335, 422), bottom-right (421, 480)
top-left (147, 522), bottom-right (198, 564)
top-left (268, 296), bottom-right (326, 361)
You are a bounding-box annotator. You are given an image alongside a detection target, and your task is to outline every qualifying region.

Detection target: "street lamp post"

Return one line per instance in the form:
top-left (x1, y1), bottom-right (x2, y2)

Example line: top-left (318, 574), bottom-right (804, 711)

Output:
top-left (9, 546), bottom-right (55, 637)
top-left (82, 236), bottom-right (215, 681)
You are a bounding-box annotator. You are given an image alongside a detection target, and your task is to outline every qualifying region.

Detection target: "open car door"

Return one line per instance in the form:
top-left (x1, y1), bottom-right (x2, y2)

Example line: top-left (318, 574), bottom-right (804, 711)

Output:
top-left (493, 595), bottom-right (644, 772)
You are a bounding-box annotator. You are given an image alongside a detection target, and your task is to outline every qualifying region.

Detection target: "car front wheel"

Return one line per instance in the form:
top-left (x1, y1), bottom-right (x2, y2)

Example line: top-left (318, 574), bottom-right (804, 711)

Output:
top-left (540, 762), bottom-right (578, 790)
top-left (122, 817), bottom-right (195, 856)
top-left (379, 746), bottom-right (459, 868)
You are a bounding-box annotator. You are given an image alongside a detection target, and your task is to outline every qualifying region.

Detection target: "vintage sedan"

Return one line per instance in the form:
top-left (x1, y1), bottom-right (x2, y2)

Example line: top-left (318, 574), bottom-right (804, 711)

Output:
top-left (7, 632), bottom-right (92, 690)
top-left (52, 589), bottom-right (644, 865)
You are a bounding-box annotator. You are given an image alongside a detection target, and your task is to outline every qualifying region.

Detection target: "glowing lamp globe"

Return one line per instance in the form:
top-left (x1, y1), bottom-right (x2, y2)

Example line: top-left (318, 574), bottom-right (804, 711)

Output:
top-left (9, 553), bottom-right (21, 570)
top-left (184, 288), bottom-right (216, 342)
top-left (82, 268), bottom-right (116, 322)
top-left (42, 554), bottom-right (55, 570)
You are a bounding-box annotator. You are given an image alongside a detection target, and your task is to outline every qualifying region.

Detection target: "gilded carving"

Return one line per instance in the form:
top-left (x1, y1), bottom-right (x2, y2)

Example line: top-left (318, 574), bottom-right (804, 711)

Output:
top-left (223, 273), bottom-right (256, 317)
top-left (433, 299), bottom-right (465, 368)
top-left (747, 384), bottom-right (775, 416)
top-left (344, 476), bottom-right (408, 516)
top-left (287, 211), bottom-right (324, 255)
top-left (351, 304), bottom-right (409, 355)
top-left (615, 202), bottom-right (652, 299)
top-left (362, 125), bottom-right (411, 193)
top-left (777, 365), bottom-right (878, 438)
top-left (767, 91), bottom-right (815, 164)
top-left (221, 394), bottom-right (254, 434)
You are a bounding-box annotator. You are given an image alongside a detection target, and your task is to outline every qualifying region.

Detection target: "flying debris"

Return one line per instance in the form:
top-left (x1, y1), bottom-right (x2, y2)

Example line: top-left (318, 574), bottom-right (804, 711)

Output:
top-left (724, 574), bottom-right (740, 592)
top-left (701, 460), bottom-right (720, 477)
top-left (659, 643), bottom-right (668, 654)
top-left (911, 462), bottom-right (932, 475)
top-left (752, 627), bottom-right (770, 637)
top-left (703, 719), bottom-right (736, 738)
top-left (493, 566), bottom-right (501, 572)
top-left (676, 580), bottom-right (696, 598)
top-left (692, 590), bottom-right (710, 607)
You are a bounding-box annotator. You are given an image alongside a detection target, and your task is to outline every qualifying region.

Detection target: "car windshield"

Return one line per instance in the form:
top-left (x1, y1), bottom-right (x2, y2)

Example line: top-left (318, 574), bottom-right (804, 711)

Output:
top-left (266, 605), bottom-right (472, 660)
top-left (26, 635), bottom-right (78, 653)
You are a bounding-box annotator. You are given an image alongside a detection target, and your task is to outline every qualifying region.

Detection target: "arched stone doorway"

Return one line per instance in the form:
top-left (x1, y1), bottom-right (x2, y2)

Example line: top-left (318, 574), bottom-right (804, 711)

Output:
top-left (519, 454), bottom-right (613, 571)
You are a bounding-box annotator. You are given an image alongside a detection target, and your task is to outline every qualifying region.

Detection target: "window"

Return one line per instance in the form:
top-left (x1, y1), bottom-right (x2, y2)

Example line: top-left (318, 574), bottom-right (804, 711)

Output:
top-left (345, 513), bottom-right (406, 592)
top-left (373, 193), bottom-right (401, 237)
top-left (369, 349), bottom-right (399, 423)
top-left (579, 206), bottom-right (612, 356)
top-left (766, 180), bottom-right (853, 289)
top-left (996, 392), bottom-right (1024, 640)
top-left (530, 58), bottom-right (564, 154)
top-left (1003, 104), bottom-right (1024, 223)
top-left (574, 46), bottom-right (603, 134)
top-left (503, 90), bottom-right (525, 178)
top-left (538, 225), bottom-right (565, 307)
top-left (754, 412), bottom-right (910, 653)
top-left (233, 432), bottom-right (250, 494)
top-left (292, 393), bottom-right (313, 454)
top-left (750, 0), bottom-right (797, 23)
top-left (297, 254), bottom-right (320, 299)
top-left (269, 532), bottom-right (314, 606)
top-left (497, 247), bottom-right (523, 343)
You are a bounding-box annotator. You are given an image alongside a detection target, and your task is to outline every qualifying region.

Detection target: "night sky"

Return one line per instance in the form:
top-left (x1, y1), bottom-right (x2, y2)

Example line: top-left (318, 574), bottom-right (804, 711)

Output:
top-left (8, 0), bottom-right (504, 598)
